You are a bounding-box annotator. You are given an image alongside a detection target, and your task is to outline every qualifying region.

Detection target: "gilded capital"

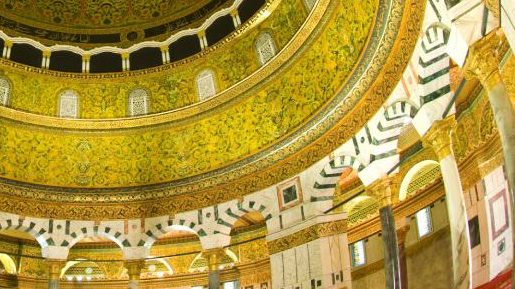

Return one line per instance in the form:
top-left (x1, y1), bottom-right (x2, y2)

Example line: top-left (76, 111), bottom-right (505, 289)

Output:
top-left (124, 260), bottom-right (145, 281)
top-left (202, 248), bottom-right (226, 272)
top-left (422, 116), bottom-right (456, 160)
top-left (46, 259), bottom-right (65, 280)
top-left (463, 29), bottom-right (507, 90)
top-left (396, 217), bottom-right (411, 246)
top-left (366, 176), bottom-right (395, 207)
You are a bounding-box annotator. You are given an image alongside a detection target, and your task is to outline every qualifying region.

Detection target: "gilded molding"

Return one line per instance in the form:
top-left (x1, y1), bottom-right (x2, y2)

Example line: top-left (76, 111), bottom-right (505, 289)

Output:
top-left (267, 219), bottom-right (347, 254)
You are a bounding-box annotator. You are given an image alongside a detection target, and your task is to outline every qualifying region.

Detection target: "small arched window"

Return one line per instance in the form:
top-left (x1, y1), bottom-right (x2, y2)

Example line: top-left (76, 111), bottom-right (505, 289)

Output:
top-left (0, 77), bottom-right (12, 106)
top-left (128, 88), bottom-right (149, 116)
top-left (58, 90), bottom-right (79, 118)
top-left (255, 32), bottom-right (276, 66)
top-left (196, 69), bottom-right (217, 101)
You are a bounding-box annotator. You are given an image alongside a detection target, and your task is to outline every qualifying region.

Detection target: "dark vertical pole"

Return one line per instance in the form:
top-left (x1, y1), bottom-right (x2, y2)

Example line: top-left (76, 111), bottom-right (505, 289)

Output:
top-left (379, 205), bottom-right (401, 289)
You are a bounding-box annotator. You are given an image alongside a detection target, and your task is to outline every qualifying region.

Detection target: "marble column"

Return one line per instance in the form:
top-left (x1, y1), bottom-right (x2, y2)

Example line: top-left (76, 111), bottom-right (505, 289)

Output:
top-left (46, 259), bottom-right (64, 289)
top-left (367, 177), bottom-right (401, 289)
top-left (124, 260), bottom-right (144, 289)
top-left (463, 29), bottom-right (515, 283)
top-left (396, 218), bottom-right (410, 289)
top-left (203, 248), bottom-right (225, 289)
top-left (267, 213), bottom-right (351, 289)
top-left (422, 116), bottom-right (471, 289)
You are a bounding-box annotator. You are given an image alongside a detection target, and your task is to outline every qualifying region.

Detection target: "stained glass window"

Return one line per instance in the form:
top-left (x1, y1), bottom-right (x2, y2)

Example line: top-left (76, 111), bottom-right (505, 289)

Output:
top-left (59, 90), bottom-right (79, 118)
top-left (197, 69), bottom-right (217, 101)
top-left (0, 77), bottom-right (11, 106)
top-left (128, 88), bottom-right (149, 116)
top-left (255, 32), bottom-right (276, 65)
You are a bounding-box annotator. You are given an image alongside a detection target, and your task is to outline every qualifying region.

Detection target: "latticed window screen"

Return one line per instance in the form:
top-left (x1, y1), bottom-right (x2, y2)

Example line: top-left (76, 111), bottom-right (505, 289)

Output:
top-left (255, 32), bottom-right (276, 65)
top-left (128, 88), bottom-right (149, 116)
top-left (0, 77), bottom-right (11, 106)
top-left (59, 90), bottom-right (79, 118)
top-left (197, 70), bottom-right (217, 101)
top-left (350, 240), bottom-right (366, 267)
top-left (415, 207), bottom-right (433, 238)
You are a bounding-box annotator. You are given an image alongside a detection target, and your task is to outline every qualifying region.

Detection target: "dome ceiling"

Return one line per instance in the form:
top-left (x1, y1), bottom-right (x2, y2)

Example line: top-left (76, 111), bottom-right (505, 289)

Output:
top-left (0, 0), bottom-right (231, 46)
top-left (0, 0), bottom-right (426, 219)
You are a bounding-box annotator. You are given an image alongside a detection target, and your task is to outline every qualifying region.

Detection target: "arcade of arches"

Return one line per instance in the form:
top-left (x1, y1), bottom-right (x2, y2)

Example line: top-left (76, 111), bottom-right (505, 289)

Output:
top-left (0, 0), bottom-right (513, 289)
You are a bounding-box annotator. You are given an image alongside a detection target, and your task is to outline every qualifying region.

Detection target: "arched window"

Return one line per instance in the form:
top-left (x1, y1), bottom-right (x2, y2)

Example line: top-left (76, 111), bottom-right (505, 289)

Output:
top-left (196, 69), bottom-right (217, 101)
top-left (0, 77), bottom-right (12, 106)
top-left (59, 90), bottom-right (79, 118)
top-left (255, 32), bottom-right (276, 66)
top-left (128, 88), bottom-right (149, 116)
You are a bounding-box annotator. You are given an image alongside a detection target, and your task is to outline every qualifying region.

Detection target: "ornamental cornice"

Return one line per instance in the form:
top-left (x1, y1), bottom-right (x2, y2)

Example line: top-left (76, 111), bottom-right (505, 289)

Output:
top-left (267, 219), bottom-right (347, 254)
top-left (0, 0), bottom-right (426, 220)
top-left (0, 0), bottom-right (234, 48)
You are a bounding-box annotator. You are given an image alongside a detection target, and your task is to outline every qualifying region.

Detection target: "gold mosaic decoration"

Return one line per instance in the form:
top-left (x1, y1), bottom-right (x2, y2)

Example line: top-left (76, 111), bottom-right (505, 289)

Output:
top-left (3, 0), bottom-right (306, 119)
top-left (0, 0), bottom-right (374, 188)
top-left (0, 0), bottom-right (426, 219)
top-left (0, 0), bottom-right (216, 31)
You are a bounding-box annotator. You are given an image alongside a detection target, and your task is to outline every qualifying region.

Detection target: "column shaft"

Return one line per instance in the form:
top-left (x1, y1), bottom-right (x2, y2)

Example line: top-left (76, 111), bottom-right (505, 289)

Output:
top-left (46, 260), bottom-right (64, 289)
top-left (423, 117), bottom-right (472, 289)
top-left (208, 270), bottom-right (221, 289)
top-left (463, 30), bottom-right (515, 285)
top-left (379, 206), bottom-right (402, 289)
top-left (396, 220), bottom-right (410, 289)
top-left (204, 248), bottom-right (225, 289)
top-left (440, 155), bottom-right (471, 289)
top-left (125, 260), bottom-right (144, 289)
top-left (368, 177), bottom-right (403, 289)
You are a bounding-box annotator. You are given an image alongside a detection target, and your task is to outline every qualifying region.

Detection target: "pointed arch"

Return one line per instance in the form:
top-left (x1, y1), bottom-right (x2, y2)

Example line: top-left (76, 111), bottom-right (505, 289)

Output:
top-left (399, 160), bottom-right (440, 201)
top-left (63, 226), bottom-right (127, 249)
top-left (0, 254), bottom-right (16, 274)
top-left (218, 198), bottom-right (274, 231)
top-left (0, 218), bottom-right (50, 250)
top-left (313, 155), bottom-right (366, 196)
top-left (143, 219), bottom-right (200, 248)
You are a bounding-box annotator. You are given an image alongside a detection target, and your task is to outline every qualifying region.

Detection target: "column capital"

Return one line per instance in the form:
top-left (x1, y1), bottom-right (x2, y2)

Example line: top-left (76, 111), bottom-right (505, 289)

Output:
top-left (124, 260), bottom-right (145, 281)
top-left (366, 176), bottom-right (395, 207)
top-left (463, 29), bottom-right (507, 89)
top-left (396, 218), bottom-right (411, 246)
top-left (197, 30), bottom-right (206, 38)
top-left (230, 9), bottom-right (239, 17)
top-left (202, 248), bottom-right (226, 272)
top-left (46, 259), bottom-right (66, 280)
top-left (422, 116), bottom-right (456, 160)
top-left (121, 52), bottom-right (130, 60)
top-left (82, 54), bottom-right (91, 61)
